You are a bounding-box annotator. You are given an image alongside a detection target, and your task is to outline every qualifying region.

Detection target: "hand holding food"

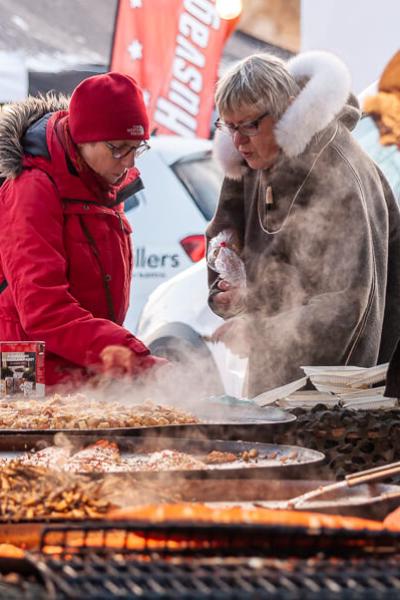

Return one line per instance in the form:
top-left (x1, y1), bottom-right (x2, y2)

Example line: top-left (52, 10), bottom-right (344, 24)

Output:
top-left (207, 229), bottom-right (246, 288)
top-left (212, 279), bottom-right (246, 315)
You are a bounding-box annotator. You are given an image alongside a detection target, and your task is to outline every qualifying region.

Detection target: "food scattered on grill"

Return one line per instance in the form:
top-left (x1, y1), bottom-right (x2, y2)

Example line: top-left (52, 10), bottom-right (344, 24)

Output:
top-left (125, 449), bottom-right (206, 472)
top-left (107, 502), bottom-right (386, 531)
top-left (63, 440), bottom-right (121, 473)
top-left (205, 449), bottom-right (260, 464)
top-left (4, 441), bottom-right (308, 474)
top-left (204, 451), bottom-right (238, 464)
top-left (0, 543), bottom-right (25, 558)
top-left (13, 444), bottom-right (72, 470)
top-left (241, 448), bottom-right (259, 461)
top-left (383, 505), bottom-right (400, 530)
top-left (0, 393), bottom-right (199, 429)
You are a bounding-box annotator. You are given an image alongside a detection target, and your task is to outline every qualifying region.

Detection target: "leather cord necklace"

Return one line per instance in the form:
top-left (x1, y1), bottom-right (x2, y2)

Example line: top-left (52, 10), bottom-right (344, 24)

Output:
top-left (257, 124), bottom-right (338, 235)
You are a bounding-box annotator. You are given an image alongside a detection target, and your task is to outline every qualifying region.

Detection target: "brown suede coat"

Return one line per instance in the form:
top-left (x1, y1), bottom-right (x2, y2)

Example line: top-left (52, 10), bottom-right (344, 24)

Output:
top-left (207, 114), bottom-right (400, 397)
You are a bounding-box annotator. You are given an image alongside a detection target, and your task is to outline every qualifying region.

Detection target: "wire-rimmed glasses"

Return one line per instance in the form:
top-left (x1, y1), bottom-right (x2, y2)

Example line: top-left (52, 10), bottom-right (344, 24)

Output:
top-left (214, 109), bottom-right (271, 137)
top-left (104, 141), bottom-right (150, 160)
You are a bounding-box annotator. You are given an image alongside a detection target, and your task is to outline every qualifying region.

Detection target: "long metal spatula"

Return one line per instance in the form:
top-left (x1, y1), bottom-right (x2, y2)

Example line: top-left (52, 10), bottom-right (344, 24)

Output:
top-left (274, 460), bottom-right (400, 509)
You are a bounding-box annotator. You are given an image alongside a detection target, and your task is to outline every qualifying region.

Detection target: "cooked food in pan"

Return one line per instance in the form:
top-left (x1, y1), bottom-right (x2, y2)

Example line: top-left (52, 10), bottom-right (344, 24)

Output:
top-left (0, 463), bottom-right (182, 521)
top-left (0, 464), bottom-right (111, 520)
top-left (0, 393), bottom-right (199, 429)
top-left (4, 440), bottom-right (308, 473)
top-left (63, 440), bottom-right (121, 473)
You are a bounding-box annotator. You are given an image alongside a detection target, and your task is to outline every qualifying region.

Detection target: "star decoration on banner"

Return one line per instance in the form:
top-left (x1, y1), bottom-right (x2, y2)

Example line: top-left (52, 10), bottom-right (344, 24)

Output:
top-left (128, 39), bottom-right (143, 61)
top-left (142, 89), bottom-right (151, 106)
top-left (130, 0), bottom-right (142, 8)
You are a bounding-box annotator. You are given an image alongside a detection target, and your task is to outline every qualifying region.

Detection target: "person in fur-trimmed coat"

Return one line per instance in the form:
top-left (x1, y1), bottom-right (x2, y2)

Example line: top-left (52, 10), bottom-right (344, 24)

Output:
top-left (0, 72), bottom-right (167, 388)
top-left (207, 51), bottom-right (400, 397)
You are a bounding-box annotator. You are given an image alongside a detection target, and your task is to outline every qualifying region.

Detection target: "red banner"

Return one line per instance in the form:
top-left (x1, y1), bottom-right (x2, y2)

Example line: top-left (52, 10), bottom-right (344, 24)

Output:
top-left (110, 0), bottom-right (238, 138)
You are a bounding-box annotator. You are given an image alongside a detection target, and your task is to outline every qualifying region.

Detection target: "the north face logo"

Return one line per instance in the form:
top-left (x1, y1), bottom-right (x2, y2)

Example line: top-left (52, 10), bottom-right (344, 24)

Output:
top-left (127, 125), bottom-right (145, 136)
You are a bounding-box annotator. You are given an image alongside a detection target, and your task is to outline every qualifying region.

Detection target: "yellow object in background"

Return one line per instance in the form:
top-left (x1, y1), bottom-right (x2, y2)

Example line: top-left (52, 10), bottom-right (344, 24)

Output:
top-left (364, 50), bottom-right (400, 147)
top-left (216, 0), bottom-right (243, 20)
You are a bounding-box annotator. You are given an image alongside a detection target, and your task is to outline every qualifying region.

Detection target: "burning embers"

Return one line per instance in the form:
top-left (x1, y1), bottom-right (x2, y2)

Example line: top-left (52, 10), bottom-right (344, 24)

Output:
top-left (0, 393), bottom-right (199, 429)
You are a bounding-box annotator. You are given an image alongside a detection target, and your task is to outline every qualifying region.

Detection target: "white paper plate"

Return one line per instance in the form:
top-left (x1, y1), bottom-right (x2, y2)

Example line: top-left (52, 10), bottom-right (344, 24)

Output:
top-left (348, 363), bottom-right (389, 387)
top-left (309, 380), bottom-right (355, 394)
top-left (342, 396), bottom-right (397, 410)
top-left (279, 390), bottom-right (339, 409)
top-left (338, 386), bottom-right (386, 400)
top-left (301, 365), bottom-right (364, 377)
top-left (251, 377), bottom-right (308, 407)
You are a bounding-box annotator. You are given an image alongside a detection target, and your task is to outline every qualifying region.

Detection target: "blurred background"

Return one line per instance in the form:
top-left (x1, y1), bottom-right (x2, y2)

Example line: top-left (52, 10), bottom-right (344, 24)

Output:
top-left (1, 0), bottom-right (398, 102)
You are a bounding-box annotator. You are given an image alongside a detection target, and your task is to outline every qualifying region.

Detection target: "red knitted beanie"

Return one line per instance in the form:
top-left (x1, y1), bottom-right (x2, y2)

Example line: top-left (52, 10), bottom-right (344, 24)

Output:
top-left (69, 72), bottom-right (149, 143)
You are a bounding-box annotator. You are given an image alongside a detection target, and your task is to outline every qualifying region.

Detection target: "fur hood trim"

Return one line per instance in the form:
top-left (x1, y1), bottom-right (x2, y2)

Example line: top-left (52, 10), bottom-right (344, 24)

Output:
top-left (275, 51), bottom-right (351, 157)
top-left (214, 51), bottom-right (353, 179)
top-left (212, 128), bottom-right (247, 181)
top-left (0, 93), bottom-right (69, 178)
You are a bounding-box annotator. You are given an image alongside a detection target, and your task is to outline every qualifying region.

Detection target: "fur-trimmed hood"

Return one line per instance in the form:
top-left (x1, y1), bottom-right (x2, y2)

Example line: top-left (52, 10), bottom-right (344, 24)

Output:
top-left (0, 94), bottom-right (69, 178)
top-left (214, 51), bottom-right (361, 180)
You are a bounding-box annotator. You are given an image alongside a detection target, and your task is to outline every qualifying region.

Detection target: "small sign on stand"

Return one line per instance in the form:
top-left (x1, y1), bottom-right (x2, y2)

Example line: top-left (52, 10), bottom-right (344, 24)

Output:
top-left (0, 341), bottom-right (45, 398)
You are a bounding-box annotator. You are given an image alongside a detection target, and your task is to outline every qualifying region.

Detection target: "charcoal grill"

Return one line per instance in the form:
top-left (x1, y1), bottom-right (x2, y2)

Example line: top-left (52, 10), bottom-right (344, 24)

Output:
top-left (31, 522), bottom-right (400, 599)
top-left (2, 522), bottom-right (400, 599)
top-left (38, 521), bottom-right (400, 558)
top-left (37, 553), bottom-right (400, 599)
top-left (0, 556), bottom-right (54, 599)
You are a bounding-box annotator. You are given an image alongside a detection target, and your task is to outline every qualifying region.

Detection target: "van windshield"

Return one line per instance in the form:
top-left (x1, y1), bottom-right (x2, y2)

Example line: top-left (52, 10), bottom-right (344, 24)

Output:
top-left (172, 154), bottom-right (224, 221)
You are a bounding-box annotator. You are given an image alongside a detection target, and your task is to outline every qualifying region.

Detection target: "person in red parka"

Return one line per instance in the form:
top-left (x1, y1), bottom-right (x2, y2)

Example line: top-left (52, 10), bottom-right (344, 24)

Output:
top-left (0, 72), bottom-right (166, 388)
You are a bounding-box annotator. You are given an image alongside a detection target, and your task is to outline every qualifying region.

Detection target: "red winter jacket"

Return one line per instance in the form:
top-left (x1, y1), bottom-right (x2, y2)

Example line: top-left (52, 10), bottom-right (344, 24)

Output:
top-left (0, 99), bottom-right (150, 386)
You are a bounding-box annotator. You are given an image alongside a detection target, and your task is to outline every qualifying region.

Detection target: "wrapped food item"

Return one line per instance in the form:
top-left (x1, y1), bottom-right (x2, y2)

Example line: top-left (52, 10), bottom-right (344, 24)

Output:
top-left (207, 228), bottom-right (246, 287)
top-left (363, 50), bottom-right (400, 147)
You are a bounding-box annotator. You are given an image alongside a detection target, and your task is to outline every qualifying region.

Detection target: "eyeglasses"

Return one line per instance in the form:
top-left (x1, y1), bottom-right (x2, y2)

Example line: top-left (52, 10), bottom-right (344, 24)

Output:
top-left (104, 141), bottom-right (150, 160)
top-left (214, 109), bottom-right (271, 137)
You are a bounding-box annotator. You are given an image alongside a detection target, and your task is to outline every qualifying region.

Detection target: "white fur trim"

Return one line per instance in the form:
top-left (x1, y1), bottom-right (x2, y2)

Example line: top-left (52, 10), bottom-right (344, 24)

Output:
top-left (214, 50), bottom-right (352, 178)
top-left (212, 129), bottom-right (245, 181)
top-left (275, 51), bottom-right (351, 157)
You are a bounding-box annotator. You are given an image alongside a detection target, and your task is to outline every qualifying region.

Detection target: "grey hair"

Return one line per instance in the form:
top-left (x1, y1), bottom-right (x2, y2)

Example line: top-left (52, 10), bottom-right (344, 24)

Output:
top-left (215, 53), bottom-right (300, 120)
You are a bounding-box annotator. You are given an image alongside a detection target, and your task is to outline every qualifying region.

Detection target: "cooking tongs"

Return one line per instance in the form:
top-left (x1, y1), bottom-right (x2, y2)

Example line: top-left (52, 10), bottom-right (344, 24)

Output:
top-left (283, 461), bottom-right (400, 509)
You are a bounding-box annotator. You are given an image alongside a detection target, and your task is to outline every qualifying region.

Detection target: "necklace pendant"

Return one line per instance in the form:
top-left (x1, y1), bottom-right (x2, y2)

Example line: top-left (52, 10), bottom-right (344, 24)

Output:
top-left (265, 186), bottom-right (274, 206)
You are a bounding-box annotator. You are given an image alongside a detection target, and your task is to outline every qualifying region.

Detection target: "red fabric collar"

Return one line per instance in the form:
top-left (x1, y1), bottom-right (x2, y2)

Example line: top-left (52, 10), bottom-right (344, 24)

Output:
top-left (22, 111), bottom-right (141, 206)
top-left (56, 115), bottom-right (125, 205)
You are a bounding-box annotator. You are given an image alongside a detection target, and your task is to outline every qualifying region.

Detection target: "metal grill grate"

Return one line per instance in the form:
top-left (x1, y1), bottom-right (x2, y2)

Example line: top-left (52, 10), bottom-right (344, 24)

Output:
top-left (40, 554), bottom-right (400, 599)
top-left (35, 523), bottom-right (400, 598)
top-left (39, 521), bottom-right (400, 558)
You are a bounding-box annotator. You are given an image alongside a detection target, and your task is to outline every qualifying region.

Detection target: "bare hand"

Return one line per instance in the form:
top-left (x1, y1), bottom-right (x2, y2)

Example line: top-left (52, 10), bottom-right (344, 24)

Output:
top-left (100, 345), bottom-right (137, 376)
top-left (212, 280), bottom-right (245, 314)
top-left (100, 346), bottom-right (169, 378)
top-left (211, 316), bottom-right (250, 357)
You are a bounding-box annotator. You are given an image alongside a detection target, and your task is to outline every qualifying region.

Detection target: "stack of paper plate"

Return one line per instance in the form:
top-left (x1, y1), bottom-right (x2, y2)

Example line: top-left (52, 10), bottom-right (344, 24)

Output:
top-left (301, 364), bottom-right (389, 394)
top-left (251, 363), bottom-right (396, 411)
